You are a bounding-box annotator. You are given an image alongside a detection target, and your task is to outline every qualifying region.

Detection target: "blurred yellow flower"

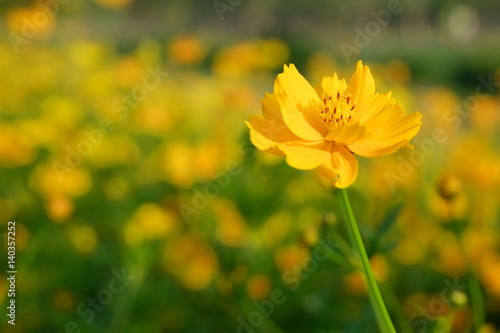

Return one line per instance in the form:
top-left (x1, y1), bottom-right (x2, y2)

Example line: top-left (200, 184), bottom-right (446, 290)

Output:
top-left (162, 142), bottom-right (196, 188)
top-left (464, 229), bottom-right (498, 268)
top-left (45, 195), bottom-right (75, 222)
top-left (41, 95), bottom-right (84, 131)
top-left (114, 56), bottom-right (145, 88)
top-left (246, 61), bottom-right (422, 188)
top-left (212, 199), bottom-right (248, 247)
top-left (370, 254), bottom-right (390, 282)
top-left (274, 244), bottom-right (309, 276)
top-left (479, 254), bottom-right (500, 297)
top-left (162, 141), bottom-right (224, 187)
top-left (168, 36), bottom-right (207, 66)
top-left (86, 135), bottom-right (141, 168)
top-left (470, 97), bottom-right (500, 132)
top-left (0, 123), bottom-right (37, 167)
top-left (6, 6), bottom-right (56, 37)
top-left (67, 40), bottom-right (110, 69)
top-left (343, 271), bottom-right (366, 295)
top-left (429, 175), bottom-right (468, 221)
top-left (451, 137), bottom-right (500, 191)
top-left (125, 203), bottom-right (179, 243)
top-left (68, 225), bottom-right (98, 254)
top-left (162, 234), bottom-right (219, 291)
top-left (438, 174), bottom-right (463, 201)
top-left (246, 274), bottom-right (271, 300)
top-left (259, 39), bottom-right (290, 69)
top-left (30, 164), bottom-right (92, 198)
top-left (134, 105), bottom-right (173, 133)
top-left (19, 118), bottom-right (57, 147)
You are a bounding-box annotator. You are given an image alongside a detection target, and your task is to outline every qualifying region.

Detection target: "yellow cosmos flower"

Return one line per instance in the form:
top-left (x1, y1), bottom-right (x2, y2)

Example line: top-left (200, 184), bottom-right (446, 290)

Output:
top-left (246, 61), bottom-right (422, 188)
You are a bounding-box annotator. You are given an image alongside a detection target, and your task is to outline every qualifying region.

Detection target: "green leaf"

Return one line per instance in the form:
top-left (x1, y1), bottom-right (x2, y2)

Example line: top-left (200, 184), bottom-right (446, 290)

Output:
top-left (368, 203), bottom-right (404, 257)
top-left (374, 203), bottom-right (404, 241)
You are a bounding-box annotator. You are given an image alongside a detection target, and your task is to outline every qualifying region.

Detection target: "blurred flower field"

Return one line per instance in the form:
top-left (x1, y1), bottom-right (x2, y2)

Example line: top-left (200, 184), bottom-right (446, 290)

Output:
top-left (1, 1), bottom-right (500, 332)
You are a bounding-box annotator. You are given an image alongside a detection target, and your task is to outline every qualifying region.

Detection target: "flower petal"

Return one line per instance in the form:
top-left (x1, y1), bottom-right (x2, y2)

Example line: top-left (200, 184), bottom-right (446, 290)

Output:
top-left (274, 64), bottom-right (320, 108)
top-left (314, 73), bottom-right (348, 98)
top-left (278, 140), bottom-right (332, 170)
top-left (246, 114), bottom-right (300, 155)
top-left (346, 61), bottom-right (375, 121)
top-left (318, 143), bottom-right (358, 188)
top-left (261, 92), bottom-right (283, 121)
top-left (357, 92), bottom-right (395, 125)
top-left (325, 122), bottom-right (369, 145)
top-left (277, 93), bottom-right (327, 141)
top-left (361, 92), bottom-right (402, 128)
top-left (274, 65), bottom-right (328, 140)
top-left (348, 112), bottom-right (422, 158)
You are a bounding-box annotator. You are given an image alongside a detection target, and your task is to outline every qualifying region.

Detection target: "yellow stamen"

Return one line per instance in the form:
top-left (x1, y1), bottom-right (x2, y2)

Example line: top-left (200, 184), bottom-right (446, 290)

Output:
top-left (319, 91), bottom-right (356, 126)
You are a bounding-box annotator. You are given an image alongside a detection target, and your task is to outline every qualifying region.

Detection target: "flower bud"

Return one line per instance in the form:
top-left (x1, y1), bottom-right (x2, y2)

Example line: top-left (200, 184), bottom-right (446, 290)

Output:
top-left (438, 174), bottom-right (462, 200)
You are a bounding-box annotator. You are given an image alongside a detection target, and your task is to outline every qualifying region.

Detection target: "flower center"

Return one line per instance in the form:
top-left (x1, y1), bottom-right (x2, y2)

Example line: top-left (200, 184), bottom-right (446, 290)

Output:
top-left (319, 92), bottom-right (356, 126)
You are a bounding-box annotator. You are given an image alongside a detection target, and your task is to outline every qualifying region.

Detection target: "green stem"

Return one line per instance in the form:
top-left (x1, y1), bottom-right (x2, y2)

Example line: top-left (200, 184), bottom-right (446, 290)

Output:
top-left (468, 271), bottom-right (485, 329)
top-left (339, 188), bottom-right (396, 333)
